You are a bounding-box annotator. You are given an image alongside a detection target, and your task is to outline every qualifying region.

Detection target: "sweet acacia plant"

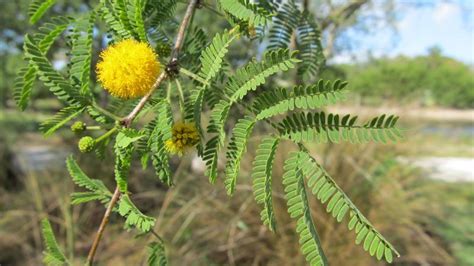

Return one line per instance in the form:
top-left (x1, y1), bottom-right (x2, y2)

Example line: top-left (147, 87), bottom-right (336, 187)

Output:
top-left (16, 0), bottom-right (403, 265)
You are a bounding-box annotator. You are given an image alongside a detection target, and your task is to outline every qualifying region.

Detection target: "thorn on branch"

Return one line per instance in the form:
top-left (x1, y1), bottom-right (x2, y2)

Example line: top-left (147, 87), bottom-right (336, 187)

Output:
top-left (196, 0), bottom-right (203, 9)
top-left (119, 118), bottom-right (130, 127)
top-left (165, 58), bottom-right (180, 78)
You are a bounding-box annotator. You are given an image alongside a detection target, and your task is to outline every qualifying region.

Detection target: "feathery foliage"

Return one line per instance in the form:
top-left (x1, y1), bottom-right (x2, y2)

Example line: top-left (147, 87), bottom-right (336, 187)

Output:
top-left (267, 0), bottom-right (325, 79)
top-left (67, 156), bottom-right (112, 205)
top-left (225, 116), bottom-right (256, 195)
top-left (278, 112), bottom-right (402, 144)
top-left (145, 0), bottom-right (177, 27)
top-left (180, 27), bottom-right (208, 67)
top-left (130, 0), bottom-right (148, 42)
top-left (296, 150), bottom-right (399, 262)
top-left (282, 152), bottom-right (328, 266)
top-left (148, 102), bottom-right (173, 186)
top-left (251, 136), bottom-right (280, 232)
top-left (99, 0), bottom-right (134, 40)
top-left (40, 106), bottom-right (85, 137)
top-left (297, 14), bottom-right (325, 77)
top-left (23, 35), bottom-right (90, 107)
top-left (220, 0), bottom-right (271, 27)
top-left (29, 0), bottom-right (56, 24)
top-left (69, 12), bottom-right (96, 95)
top-left (86, 105), bottom-right (114, 124)
top-left (147, 242), bottom-right (168, 266)
top-left (118, 195), bottom-right (156, 232)
top-left (41, 219), bottom-right (69, 266)
top-left (18, 0), bottom-right (404, 264)
top-left (14, 66), bottom-right (37, 111)
top-left (185, 28), bottom-right (239, 138)
top-left (226, 49), bottom-right (299, 101)
top-left (36, 16), bottom-right (73, 51)
top-left (204, 48), bottom-right (299, 183)
top-left (115, 129), bottom-right (143, 193)
top-left (252, 80), bottom-right (348, 120)
top-left (14, 16), bottom-right (72, 110)
top-left (268, 0), bottom-right (298, 50)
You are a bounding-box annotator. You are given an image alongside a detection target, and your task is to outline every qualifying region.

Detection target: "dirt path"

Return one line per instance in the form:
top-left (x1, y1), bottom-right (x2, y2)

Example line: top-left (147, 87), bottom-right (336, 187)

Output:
top-left (400, 157), bottom-right (474, 182)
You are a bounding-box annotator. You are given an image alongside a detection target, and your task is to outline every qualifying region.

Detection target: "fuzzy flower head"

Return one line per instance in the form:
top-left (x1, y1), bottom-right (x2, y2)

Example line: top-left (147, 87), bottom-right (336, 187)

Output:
top-left (165, 122), bottom-right (200, 156)
top-left (78, 136), bottom-right (95, 153)
top-left (96, 39), bottom-right (161, 99)
top-left (71, 121), bottom-right (86, 133)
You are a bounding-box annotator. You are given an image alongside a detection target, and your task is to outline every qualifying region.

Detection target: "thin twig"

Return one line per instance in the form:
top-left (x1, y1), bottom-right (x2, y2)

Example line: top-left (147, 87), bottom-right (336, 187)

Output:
top-left (171, 0), bottom-right (199, 61)
top-left (85, 0), bottom-right (199, 264)
top-left (122, 0), bottom-right (199, 127)
top-left (95, 127), bottom-right (118, 143)
top-left (121, 72), bottom-right (167, 127)
top-left (92, 102), bottom-right (122, 121)
top-left (86, 186), bottom-right (120, 266)
top-left (151, 229), bottom-right (165, 243)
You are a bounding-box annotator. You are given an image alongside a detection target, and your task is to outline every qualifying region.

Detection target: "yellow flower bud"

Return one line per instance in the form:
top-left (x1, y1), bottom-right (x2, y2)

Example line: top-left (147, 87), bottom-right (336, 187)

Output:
top-left (165, 122), bottom-right (200, 156)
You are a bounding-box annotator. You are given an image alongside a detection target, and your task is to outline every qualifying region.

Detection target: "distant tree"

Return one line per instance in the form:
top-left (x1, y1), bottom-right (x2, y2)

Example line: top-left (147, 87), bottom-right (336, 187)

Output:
top-left (338, 51), bottom-right (474, 108)
top-left (312, 0), bottom-right (397, 58)
top-left (0, 0), bottom-right (88, 107)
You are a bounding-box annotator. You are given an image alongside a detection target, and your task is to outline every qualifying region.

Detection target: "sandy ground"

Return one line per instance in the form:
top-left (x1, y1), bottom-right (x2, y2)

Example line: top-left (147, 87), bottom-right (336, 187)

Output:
top-left (400, 157), bottom-right (474, 182)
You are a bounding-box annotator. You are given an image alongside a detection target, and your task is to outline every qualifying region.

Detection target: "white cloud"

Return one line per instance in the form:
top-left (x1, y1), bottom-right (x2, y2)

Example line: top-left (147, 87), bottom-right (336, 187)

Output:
top-left (433, 2), bottom-right (459, 24)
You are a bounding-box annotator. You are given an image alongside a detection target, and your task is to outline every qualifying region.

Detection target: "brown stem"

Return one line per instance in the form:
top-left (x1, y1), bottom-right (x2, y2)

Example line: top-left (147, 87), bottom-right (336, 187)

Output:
top-left (171, 0), bottom-right (199, 61)
top-left (121, 72), bottom-right (168, 127)
top-left (121, 0), bottom-right (199, 127)
top-left (319, 0), bottom-right (368, 31)
top-left (85, 0), bottom-right (199, 264)
top-left (86, 187), bottom-right (121, 266)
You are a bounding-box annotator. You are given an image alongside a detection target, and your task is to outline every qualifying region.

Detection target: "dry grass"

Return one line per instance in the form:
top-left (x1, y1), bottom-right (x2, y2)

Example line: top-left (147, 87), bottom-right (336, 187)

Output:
top-left (0, 134), bottom-right (458, 265)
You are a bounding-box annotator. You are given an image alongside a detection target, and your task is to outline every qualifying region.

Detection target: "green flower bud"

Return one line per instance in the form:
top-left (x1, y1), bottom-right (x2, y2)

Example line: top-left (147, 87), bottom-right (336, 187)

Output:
top-left (78, 136), bottom-right (95, 153)
top-left (71, 121), bottom-right (86, 133)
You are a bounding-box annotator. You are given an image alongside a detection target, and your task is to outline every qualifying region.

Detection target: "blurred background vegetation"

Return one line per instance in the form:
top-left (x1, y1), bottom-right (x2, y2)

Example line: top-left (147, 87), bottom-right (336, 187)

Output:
top-left (324, 48), bottom-right (474, 108)
top-left (0, 0), bottom-right (472, 265)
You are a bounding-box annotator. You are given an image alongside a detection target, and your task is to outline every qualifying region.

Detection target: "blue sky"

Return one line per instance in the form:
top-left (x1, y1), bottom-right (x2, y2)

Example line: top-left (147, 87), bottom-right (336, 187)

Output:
top-left (332, 0), bottom-right (474, 64)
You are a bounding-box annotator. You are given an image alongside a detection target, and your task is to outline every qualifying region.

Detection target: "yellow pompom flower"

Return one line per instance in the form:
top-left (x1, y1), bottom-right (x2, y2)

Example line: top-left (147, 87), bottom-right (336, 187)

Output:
top-left (96, 39), bottom-right (161, 99)
top-left (165, 122), bottom-right (200, 156)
